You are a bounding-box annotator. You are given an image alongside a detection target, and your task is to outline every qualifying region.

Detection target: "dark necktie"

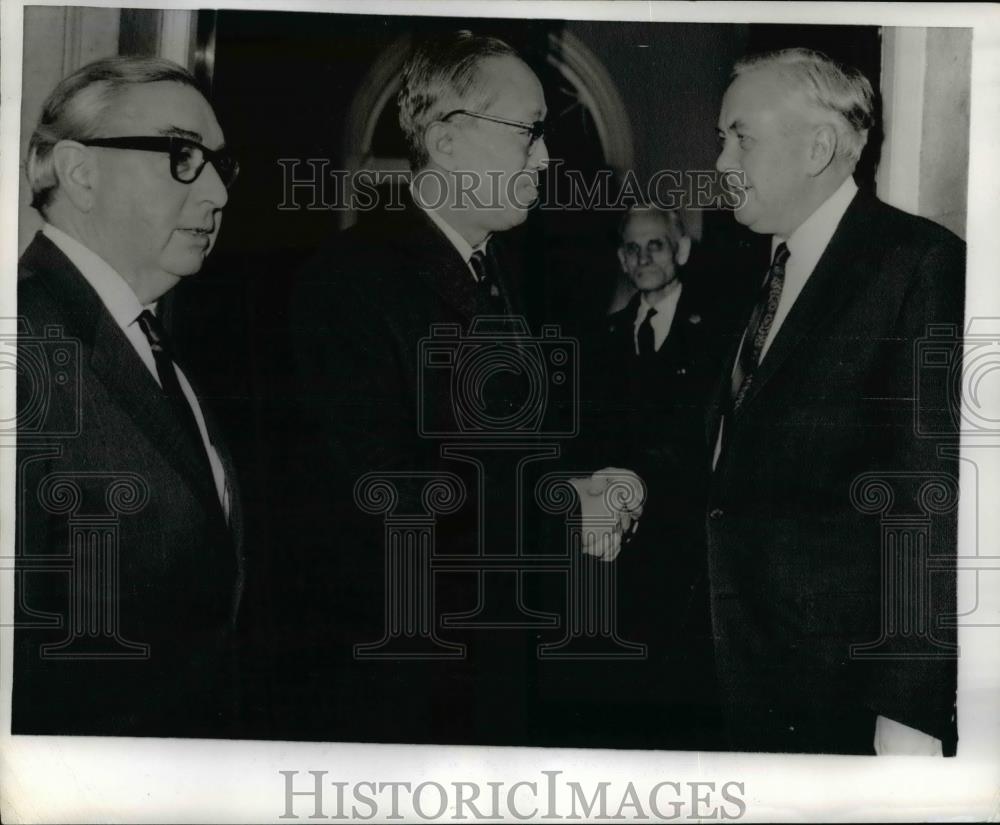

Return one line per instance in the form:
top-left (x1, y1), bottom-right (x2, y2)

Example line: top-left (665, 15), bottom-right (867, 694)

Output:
top-left (730, 242), bottom-right (790, 411)
top-left (637, 306), bottom-right (657, 357)
top-left (469, 244), bottom-right (506, 314)
top-left (136, 310), bottom-right (212, 470)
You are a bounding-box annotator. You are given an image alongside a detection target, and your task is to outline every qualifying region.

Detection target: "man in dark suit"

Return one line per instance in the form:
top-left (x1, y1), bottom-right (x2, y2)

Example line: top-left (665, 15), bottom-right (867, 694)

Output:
top-left (14, 56), bottom-right (242, 737)
top-left (706, 48), bottom-right (963, 754)
top-left (287, 32), bottom-right (638, 745)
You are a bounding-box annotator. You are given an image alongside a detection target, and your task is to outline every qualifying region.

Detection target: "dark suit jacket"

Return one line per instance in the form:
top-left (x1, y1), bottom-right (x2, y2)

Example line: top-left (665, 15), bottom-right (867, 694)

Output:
top-left (14, 232), bottom-right (244, 738)
top-left (285, 198), bottom-right (555, 745)
top-left (706, 189), bottom-right (964, 754)
top-left (599, 286), bottom-right (727, 488)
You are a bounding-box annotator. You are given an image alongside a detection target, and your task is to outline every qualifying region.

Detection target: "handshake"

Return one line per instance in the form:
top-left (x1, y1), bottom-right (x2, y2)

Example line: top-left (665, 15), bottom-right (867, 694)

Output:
top-left (569, 468), bottom-right (645, 562)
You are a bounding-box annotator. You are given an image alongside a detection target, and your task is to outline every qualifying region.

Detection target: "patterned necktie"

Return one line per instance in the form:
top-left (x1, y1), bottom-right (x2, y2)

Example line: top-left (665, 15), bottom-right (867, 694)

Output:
top-left (730, 242), bottom-right (790, 411)
top-left (637, 306), bottom-right (657, 357)
top-left (469, 244), bottom-right (505, 314)
top-left (136, 310), bottom-right (212, 469)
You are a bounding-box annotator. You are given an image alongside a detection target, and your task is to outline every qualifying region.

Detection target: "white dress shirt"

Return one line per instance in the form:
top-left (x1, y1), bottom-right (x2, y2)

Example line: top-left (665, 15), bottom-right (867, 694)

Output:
top-left (411, 186), bottom-right (489, 280)
top-left (760, 175), bottom-right (858, 358)
top-left (632, 283), bottom-right (684, 355)
top-left (42, 223), bottom-right (231, 519)
top-left (713, 176), bottom-right (858, 468)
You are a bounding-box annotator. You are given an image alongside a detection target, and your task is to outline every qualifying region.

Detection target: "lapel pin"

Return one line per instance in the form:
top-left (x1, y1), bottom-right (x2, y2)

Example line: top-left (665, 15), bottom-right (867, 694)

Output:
top-left (688, 314), bottom-right (702, 325)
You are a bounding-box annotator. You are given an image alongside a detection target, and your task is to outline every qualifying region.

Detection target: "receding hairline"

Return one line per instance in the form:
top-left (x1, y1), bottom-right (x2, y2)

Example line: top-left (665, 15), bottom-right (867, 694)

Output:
top-left (473, 54), bottom-right (546, 117)
top-left (620, 207), bottom-right (687, 243)
top-left (97, 81), bottom-right (222, 147)
top-left (722, 64), bottom-right (833, 132)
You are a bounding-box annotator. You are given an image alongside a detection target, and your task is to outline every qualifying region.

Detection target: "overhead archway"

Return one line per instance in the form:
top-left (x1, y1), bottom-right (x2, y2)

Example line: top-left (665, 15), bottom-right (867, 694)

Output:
top-left (339, 30), bottom-right (634, 229)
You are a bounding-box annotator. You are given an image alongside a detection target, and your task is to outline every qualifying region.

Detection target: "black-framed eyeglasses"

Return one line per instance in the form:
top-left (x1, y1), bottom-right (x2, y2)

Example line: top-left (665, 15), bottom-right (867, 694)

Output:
top-left (441, 109), bottom-right (546, 148)
top-left (79, 136), bottom-right (239, 188)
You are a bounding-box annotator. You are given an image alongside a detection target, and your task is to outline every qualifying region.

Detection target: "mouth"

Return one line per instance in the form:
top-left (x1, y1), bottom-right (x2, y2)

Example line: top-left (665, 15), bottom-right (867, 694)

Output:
top-left (177, 226), bottom-right (215, 244)
top-left (729, 183), bottom-right (752, 210)
top-left (511, 180), bottom-right (539, 209)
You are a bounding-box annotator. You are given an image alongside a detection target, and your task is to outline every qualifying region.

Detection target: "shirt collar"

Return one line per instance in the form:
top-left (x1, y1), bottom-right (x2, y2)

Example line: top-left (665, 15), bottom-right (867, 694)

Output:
top-left (635, 283), bottom-right (683, 325)
top-left (410, 183), bottom-right (489, 265)
top-left (42, 223), bottom-right (152, 326)
top-left (773, 176), bottom-right (858, 269)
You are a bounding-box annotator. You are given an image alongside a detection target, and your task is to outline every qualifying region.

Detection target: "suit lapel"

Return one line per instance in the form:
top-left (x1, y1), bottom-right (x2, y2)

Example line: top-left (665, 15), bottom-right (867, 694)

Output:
top-left (396, 203), bottom-right (482, 322)
top-left (185, 373), bottom-right (245, 619)
top-left (399, 200), bottom-right (521, 322)
top-left (490, 240), bottom-right (523, 317)
top-left (22, 234), bottom-right (221, 507)
top-left (657, 285), bottom-right (701, 368)
top-left (89, 315), bottom-right (221, 504)
top-left (733, 190), bottom-right (875, 415)
top-left (607, 294), bottom-right (640, 358)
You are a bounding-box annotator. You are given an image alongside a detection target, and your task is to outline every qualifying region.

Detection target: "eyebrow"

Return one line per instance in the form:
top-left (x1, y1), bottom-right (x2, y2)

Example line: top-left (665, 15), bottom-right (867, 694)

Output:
top-left (158, 125), bottom-right (228, 153)
top-left (719, 118), bottom-right (748, 134)
top-left (159, 126), bottom-right (203, 142)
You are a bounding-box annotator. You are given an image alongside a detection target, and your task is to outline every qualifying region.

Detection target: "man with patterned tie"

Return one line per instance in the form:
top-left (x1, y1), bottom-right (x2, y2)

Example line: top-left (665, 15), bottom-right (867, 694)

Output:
top-left (707, 48), bottom-right (963, 754)
top-left (15, 56), bottom-right (242, 737)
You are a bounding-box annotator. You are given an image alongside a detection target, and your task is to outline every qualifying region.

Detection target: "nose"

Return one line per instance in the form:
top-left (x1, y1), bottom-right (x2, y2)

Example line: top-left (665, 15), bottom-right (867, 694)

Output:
top-left (196, 159), bottom-right (229, 209)
top-left (715, 137), bottom-right (736, 174)
top-left (530, 135), bottom-right (550, 170)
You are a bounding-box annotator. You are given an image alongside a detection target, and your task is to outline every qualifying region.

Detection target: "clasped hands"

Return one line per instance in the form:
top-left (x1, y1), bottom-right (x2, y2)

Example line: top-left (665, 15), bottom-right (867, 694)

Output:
top-left (569, 467), bottom-right (645, 561)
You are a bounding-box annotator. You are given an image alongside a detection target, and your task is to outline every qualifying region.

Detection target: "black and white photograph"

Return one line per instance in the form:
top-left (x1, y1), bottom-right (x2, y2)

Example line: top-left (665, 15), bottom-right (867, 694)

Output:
top-left (1, 0), bottom-right (998, 821)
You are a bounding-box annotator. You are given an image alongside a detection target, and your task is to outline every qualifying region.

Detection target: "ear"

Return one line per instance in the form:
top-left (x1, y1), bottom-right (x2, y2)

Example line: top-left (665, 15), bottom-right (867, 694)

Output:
top-left (807, 123), bottom-right (837, 175)
top-left (617, 247), bottom-right (628, 273)
top-left (51, 140), bottom-right (97, 211)
top-left (674, 235), bottom-right (692, 267)
top-left (424, 121), bottom-right (456, 170)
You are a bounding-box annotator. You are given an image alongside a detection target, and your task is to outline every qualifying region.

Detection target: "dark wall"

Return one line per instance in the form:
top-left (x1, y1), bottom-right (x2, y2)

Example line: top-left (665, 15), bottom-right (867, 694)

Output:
top-left (566, 20), bottom-right (749, 189)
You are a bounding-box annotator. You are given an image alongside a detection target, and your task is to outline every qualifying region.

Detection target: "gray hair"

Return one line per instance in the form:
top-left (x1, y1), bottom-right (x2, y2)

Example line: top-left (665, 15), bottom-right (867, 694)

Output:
top-left (26, 55), bottom-right (201, 216)
top-left (618, 204), bottom-right (689, 247)
top-left (734, 47), bottom-right (875, 164)
top-left (398, 30), bottom-right (520, 171)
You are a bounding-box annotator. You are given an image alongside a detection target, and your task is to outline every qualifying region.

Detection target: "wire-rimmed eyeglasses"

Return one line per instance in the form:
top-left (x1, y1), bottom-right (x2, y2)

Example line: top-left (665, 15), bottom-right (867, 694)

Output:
top-left (440, 109), bottom-right (546, 148)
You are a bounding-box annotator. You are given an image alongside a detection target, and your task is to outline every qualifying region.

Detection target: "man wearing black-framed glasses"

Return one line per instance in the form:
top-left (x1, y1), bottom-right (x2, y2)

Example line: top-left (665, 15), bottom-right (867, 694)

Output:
top-left (78, 135), bottom-right (239, 189)
top-left (15, 56), bottom-right (243, 739)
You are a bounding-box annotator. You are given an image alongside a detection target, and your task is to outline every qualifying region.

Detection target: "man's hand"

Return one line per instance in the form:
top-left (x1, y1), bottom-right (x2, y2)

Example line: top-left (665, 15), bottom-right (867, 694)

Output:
top-left (873, 715), bottom-right (943, 756)
top-left (569, 468), bottom-right (645, 561)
